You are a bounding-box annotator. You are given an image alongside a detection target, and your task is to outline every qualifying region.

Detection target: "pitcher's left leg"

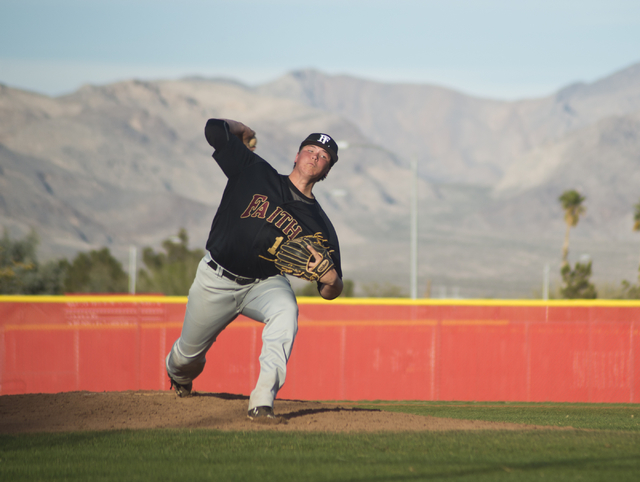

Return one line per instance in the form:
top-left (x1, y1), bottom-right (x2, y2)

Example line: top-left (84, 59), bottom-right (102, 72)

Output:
top-left (241, 275), bottom-right (298, 410)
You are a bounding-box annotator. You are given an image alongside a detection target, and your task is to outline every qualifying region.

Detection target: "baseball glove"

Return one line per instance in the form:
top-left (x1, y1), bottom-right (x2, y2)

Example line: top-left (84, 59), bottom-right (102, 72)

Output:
top-left (275, 233), bottom-right (334, 282)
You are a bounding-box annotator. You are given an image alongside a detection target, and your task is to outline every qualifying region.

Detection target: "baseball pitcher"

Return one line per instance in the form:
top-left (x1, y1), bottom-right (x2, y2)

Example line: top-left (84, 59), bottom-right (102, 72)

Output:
top-left (165, 118), bottom-right (343, 421)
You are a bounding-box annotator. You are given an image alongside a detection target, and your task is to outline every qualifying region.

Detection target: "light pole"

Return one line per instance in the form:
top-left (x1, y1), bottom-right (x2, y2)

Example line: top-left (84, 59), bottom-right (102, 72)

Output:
top-left (337, 141), bottom-right (419, 298)
top-left (128, 245), bottom-right (137, 295)
top-left (410, 158), bottom-right (418, 299)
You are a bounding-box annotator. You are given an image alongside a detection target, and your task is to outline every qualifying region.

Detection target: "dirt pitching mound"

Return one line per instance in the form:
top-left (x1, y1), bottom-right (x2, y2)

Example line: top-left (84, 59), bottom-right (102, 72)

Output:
top-left (0, 391), bottom-right (564, 434)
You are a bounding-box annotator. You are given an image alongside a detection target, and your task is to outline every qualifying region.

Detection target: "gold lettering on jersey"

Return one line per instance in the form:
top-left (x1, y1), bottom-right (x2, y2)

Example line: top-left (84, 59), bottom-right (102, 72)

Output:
top-left (267, 236), bottom-right (284, 255)
top-left (266, 206), bottom-right (282, 223)
top-left (274, 212), bottom-right (293, 228)
top-left (240, 194), bottom-right (268, 218)
top-left (253, 200), bottom-right (269, 218)
top-left (240, 195), bottom-right (305, 240)
top-left (283, 219), bottom-right (302, 238)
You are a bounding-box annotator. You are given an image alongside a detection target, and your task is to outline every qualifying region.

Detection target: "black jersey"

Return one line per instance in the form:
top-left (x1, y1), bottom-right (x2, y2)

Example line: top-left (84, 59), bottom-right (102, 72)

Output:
top-left (204, 120), bottom-right (342, 280)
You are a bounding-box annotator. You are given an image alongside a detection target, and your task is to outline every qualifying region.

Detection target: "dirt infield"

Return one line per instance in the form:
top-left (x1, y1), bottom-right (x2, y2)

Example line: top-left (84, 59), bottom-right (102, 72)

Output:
top-left (0, 391), bottom-right (573, 434)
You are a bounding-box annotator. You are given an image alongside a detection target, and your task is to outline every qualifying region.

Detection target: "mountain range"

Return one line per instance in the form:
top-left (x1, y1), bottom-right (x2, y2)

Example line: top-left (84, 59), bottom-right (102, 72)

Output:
top-left (1, 61), bottom-right (640, 297)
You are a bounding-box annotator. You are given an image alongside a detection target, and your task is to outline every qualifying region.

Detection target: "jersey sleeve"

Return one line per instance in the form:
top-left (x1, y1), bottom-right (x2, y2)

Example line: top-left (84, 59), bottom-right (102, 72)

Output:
top-left (205, 119), bottom-right (258, 179)
top-left (204, 118), bottom-right (231, 150)
top-left (317, 208), bottom-right (343, 279)
top-left (328, 232), bottom-right (343, 279)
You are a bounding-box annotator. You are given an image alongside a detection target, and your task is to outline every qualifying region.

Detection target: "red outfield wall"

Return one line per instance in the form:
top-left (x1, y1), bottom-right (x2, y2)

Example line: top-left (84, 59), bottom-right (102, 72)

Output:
top-left (1, 296), bottom-right (639, 403)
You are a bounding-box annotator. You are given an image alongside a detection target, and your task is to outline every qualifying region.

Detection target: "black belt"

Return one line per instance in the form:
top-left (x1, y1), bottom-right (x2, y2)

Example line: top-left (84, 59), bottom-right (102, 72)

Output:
top-left (207, 259), bottom-right (257, 285)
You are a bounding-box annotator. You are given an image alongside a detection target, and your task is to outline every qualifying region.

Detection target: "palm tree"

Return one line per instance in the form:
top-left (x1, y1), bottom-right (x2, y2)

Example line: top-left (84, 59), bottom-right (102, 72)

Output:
top-left (558, 190), bottom-right (586, 266)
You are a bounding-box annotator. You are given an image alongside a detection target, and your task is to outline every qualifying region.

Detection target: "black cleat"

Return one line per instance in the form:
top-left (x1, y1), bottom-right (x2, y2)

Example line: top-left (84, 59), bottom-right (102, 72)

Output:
top-left (169, 377), bottom-right (193, 398)
top-left (247, 406), bottom-right (276, 420)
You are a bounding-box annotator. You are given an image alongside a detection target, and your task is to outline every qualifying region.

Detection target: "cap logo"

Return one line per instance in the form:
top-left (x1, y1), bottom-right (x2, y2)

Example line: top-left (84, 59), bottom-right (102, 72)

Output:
top-left (299, 132), bottom-right (338, 164)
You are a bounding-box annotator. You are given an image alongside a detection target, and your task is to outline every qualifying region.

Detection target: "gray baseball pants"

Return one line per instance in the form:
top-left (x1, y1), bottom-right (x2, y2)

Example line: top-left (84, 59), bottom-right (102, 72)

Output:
top-left (166, 255), bottom-right (299, 410)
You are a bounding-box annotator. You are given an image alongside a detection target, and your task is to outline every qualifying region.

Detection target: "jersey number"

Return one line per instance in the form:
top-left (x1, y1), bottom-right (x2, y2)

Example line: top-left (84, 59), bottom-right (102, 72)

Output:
top-left (267, 237), bottom-right (284, 255)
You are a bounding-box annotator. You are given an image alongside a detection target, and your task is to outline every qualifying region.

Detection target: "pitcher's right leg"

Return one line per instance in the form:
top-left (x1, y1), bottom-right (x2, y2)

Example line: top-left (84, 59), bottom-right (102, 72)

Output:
top-left (166, 258), bottom-right (242, 393)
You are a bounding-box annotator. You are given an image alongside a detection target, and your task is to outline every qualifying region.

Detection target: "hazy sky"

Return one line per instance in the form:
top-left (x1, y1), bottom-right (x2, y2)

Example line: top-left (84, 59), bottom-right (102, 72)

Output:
top-left (1, 0), bottom-right (639, 100)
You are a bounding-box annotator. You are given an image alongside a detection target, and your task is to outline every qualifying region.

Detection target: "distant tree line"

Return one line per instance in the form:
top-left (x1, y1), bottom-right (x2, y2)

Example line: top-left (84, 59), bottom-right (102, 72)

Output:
top-left (3, 192), bottom-right (640, 299)
top-left (0, 228), bottom-right (202, 296)
top-left (0, 230), bottom-right (66, 294)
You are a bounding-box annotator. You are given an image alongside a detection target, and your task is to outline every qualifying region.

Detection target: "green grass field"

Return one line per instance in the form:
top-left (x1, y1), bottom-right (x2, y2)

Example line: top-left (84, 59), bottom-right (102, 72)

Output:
top-left (2, 401), bottom-right (639, 481)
